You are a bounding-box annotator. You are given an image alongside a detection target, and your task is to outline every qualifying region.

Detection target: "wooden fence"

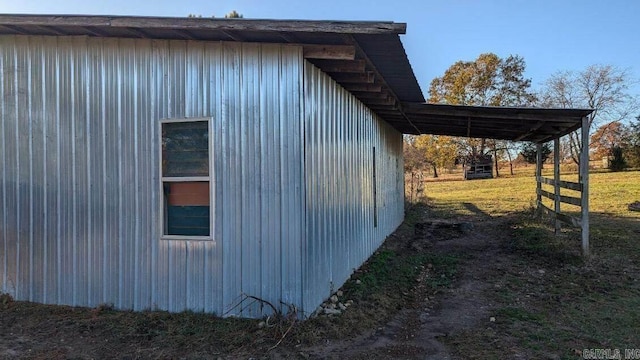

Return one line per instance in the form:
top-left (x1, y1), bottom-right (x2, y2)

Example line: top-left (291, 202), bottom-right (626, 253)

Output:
top-left (535, 120), bottom-right (590, 256)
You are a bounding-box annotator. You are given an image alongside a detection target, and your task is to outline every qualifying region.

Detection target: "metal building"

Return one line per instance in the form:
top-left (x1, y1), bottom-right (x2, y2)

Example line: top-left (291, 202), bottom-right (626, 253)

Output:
top-left (0, 15), bottom-right (422, 317)
top-left (0, 14), bottom-right (594, 318)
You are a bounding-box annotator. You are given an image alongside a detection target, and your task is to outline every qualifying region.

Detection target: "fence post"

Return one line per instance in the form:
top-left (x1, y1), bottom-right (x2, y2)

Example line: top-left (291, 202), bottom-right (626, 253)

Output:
top-left (536, 143), bottom-right (542, 214)
top-left (554, 138), bottom-right (561, 235)
top-left (580, 116), bottom-right (590, 257)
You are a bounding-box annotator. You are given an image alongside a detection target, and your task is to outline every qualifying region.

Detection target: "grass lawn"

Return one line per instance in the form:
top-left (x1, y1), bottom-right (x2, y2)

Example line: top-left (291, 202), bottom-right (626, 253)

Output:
top-left (422, 170), bottom-right (640, 359)
top-left (421, 169), bottom-right (640, 217)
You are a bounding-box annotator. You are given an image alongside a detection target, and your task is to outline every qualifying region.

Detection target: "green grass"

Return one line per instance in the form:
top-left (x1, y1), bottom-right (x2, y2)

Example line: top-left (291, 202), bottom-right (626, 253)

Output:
top-left (342, 249), bottom-right (459, 301)
top-left (425, 170), bottom-right (640, 359)
top-left (422, 170), bottom-right (640, 217)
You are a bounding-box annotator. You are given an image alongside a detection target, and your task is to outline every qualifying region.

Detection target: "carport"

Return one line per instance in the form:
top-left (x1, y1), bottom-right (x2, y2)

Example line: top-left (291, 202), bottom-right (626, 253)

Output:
top-left (393, 103), bottom-right (594, 256)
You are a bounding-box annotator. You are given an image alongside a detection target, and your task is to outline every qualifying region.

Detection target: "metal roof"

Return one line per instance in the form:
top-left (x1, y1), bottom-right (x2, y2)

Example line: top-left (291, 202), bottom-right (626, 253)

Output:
top-left (0, 14), bottom-right (592, 142)
top-left (396, 103), bottom-right (593, 143)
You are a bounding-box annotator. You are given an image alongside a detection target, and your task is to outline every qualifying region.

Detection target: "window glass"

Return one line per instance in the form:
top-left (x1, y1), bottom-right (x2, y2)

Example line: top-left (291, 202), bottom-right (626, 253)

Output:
top-left (162, 121), bottom-right (209, 177)
top-left (164, 181), bottom-right (210, 236)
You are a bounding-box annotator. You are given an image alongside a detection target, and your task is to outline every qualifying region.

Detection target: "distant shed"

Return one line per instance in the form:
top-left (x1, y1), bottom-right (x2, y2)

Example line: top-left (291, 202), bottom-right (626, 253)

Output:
top-left (464, 155), bottom-right (493, 180)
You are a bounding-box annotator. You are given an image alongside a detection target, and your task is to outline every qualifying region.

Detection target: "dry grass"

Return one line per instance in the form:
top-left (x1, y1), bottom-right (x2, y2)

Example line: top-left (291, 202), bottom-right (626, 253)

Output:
top-left (423, 170), bottom-right (640, 358)
top-left (420, 170), bottom-right (640, 217)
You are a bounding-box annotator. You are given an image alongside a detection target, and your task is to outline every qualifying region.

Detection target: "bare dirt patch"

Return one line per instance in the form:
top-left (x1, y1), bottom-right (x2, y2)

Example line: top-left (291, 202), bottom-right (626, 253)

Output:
top-left (297, 210), bottom-right (511, 359)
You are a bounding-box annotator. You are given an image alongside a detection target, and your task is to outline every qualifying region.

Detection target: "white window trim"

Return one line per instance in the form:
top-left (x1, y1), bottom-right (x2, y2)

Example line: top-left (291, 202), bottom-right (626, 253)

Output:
top-left (159, 117), bottom-right (214, 241)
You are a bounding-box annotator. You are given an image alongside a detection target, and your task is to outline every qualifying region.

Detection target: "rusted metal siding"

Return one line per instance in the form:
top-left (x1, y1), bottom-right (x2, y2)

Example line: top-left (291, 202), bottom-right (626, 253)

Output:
top-left (0, 35), bottom-right (304, 317)
top-left (302, 62), bottom-right (404, 315)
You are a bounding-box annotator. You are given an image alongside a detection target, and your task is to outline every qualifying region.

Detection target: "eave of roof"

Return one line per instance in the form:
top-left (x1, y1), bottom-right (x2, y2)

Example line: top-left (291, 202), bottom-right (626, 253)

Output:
top-left (0, 14), bottom-right (408, 34)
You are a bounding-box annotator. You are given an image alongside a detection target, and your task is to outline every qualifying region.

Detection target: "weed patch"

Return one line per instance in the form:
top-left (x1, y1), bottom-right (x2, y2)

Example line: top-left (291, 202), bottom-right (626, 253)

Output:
top-left (342, 249), bottom-right (458, 301)
top-left (0, 293), bottom-right (13, 309)
top-left (506, 215), bottom-right (583, 266)
top-left (496, 306), bottom-right (545, 324)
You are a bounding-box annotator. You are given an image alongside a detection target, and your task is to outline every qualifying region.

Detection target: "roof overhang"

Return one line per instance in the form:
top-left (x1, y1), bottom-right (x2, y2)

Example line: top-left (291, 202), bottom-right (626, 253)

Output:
top-left (394, 103), bottom-right (593, 143)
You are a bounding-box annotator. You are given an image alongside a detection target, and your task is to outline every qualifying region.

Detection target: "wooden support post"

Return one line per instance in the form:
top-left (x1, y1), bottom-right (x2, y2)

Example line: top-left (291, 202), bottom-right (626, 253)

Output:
top-left (554, 138), bottom-right (561, 235)
top-left (308, 59), bottom-right (366, 73)
top-left (302, 45), bottom-right (356, 60)
top-left (341, 83), bottom-right (382, 92)
top-left (580, 116), bottom-right (590, 257)
top-left (536, 143), bottom-right (542, 215)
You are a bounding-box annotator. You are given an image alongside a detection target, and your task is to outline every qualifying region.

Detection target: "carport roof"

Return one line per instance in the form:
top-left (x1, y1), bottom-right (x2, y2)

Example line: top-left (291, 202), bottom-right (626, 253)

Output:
top-left (0, 14), bottom-right (593, 142)
top-left (394, 103), bottom-right (593, 143)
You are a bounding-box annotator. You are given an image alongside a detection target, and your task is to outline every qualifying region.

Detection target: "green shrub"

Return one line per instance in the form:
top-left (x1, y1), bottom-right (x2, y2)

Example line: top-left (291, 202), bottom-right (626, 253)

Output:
top-left (609, 146), bottom-right (628, 171)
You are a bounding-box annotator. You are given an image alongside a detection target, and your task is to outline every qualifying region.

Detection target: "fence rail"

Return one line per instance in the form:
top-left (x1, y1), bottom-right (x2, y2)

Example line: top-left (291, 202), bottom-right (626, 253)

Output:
top-left (537, 176), bottom-right (583, 191)
top-left (537, 188), bottom-right (582, 206)
top-left (538, 202), bottom-right (582, 228)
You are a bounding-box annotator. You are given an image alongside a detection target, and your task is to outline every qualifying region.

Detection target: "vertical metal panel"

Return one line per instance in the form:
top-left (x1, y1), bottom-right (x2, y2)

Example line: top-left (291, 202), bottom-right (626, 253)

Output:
top-left (281, 44), bottom-right (304, 309)
top-left (3, 36), bottom-right (18, 299)
top-left (303, 62), bottom-right (404, 316)
top-left (29, 37), bottom-right (44, 303)
top-left (240, 43), bottom-right (261, 317)
top-left (0, 36), bottom-right (6, 296)
top-left (43, 38), bottom-right (59, 304)
top-left (73, 36), bottom-right (89, 307)
top-left (16, 37), bottom-right (29, 303)
top-left (102, 37), bottom-right (120, 308)
top-left (259, 45), bottom-right (282, 315)
top-left (220, 42), bottom-right (242, 314)
top-left (0, 35), bottom-right (304, 317)
top-left (206, 42), bottom-right (223, 313)
top-left (86, 38), bottom-right (102, 306)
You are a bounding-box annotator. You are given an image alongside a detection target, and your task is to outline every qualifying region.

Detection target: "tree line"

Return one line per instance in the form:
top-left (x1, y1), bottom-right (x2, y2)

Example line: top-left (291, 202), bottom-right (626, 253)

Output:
top-left (406, 53), bottom-right (640, 177)
top-left (187, 10), bottom-right (243, 18)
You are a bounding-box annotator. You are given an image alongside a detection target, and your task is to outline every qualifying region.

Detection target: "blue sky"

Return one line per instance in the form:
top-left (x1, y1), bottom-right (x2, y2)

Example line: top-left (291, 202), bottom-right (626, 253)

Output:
top-left (2, 0), bottom-right (639, 98)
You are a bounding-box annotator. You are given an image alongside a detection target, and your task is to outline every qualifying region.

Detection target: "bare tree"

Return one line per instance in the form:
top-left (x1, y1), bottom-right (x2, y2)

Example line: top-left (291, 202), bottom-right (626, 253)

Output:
top-left (485, 139), bottom-right (517, 176)
top-left (541, 65), bottom-right (639, 164)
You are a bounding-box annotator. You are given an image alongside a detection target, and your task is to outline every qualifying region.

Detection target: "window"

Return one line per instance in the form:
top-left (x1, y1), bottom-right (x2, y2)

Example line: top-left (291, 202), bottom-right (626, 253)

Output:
top-left (160, 118), bottom-right (211, 239)
top-left (373, 146), bottom-right (377, 228)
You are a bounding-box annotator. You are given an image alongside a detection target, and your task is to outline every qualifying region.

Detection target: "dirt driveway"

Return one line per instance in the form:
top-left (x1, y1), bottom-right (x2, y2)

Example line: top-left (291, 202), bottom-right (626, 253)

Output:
top-left (295, 211), bottom-right (508, 359)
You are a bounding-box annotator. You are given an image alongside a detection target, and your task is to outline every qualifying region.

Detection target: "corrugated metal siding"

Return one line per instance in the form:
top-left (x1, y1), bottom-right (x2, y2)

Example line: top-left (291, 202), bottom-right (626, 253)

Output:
top-left (0, 35), bottom-right (304, 317)
top-left (302, 62), bottom-right (404, 315)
